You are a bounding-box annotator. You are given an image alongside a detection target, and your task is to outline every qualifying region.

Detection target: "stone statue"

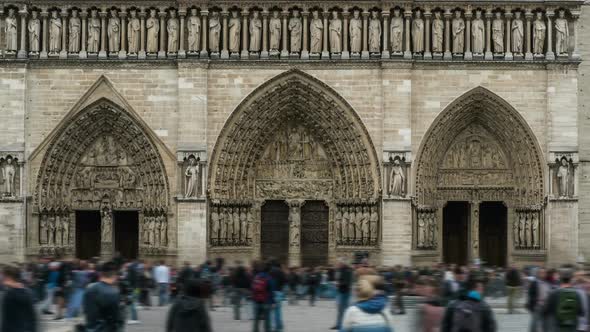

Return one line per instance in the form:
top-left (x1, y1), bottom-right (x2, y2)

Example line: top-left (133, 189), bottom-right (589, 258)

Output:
top-left (349, 10), bottom-right (362, 54)
top-left (428, 215), bottom-right (437, 248)
top-left (452, 11), bottom-right (465, 54)
top-left (269, 11), bottom-right (281, 51)
top-left (492, 12), bottom-right (504, 53)
top-left (160, 216), bottom-right (168, 246)
top-left (28, 11), bottom-right (41, 53)
top-left (101, 212), bottom-right (112, 241)
top-left (246, 210), bottom-right (253, 240)
top-left (524, 214), bottom-right (531, 247)
top-left (557, 158), bottom-right (571, 198)
top-left (167, 9), bottom-right (179, 53)
top-left (2, 156), bottom-right (16, 196)
top-left (232, 208), bottom-right (239, 242)
top-left (329, 11), bottom-right (342, 53)
top-left (145, 217), bottom-right (153, 244)
top-left (49, 11), bottom-right (62, 53)
top-left (48, 215), bottom-right (56, 245)
top-left (210, 208), bottom-right (219, 243)
top-left (533, 12), bottom-right (546, 55)
top-left (5, 8), bottom-right (18, 52)
top-left (289, 206), bottom-right (300, 247)
top-left (229, 11), bottom-right (241, 53)
top-left (412, 10), bottom-right (424, 54)
top-left (108, 9), bottom-right (120, 53)
top-left (146, 9), bottom-right (159, 53)
top-left (472, 11), bottom-right (485, 54)
top-left (390, 9), bottom-right (403, 53)
top-left (187, 8), bottom-right (200, 53)
top-left (432, 11), bottom-right (444, 53)
top-left (511, 11), bottom-right (524, 54)
top-left (209, 12), bottom-right (221, 52)
top-left (417, 215), bottom-right (426, 247)
top-left (69, 10), bottom-right (81, 53)
top-left (88, 9), bottom-right (101, 53)
top-left (513, 217), bottom-right (520, 247)
top-left (362, 207), bottom-right (371, 243)
top-left (240, 208), bottom-right (248, 242)
top-left (155, 218), bottom-right (162, 246)
top-left (289, 10), bottom-right (302, 53)
top-left (128, 10), bottom-right (140, 53)
top-left (61, 215), bottom-right (69, 245)
top-left (354, 207), bottom-right (363, 243)
top-left (335, 208), bottom-right (343, 242)
top-left (185, 157), bottom-right (200, 198)
top-left (531, 213), bottom-right (539, 248)
top-left (342, 206), bottom-right (350, 242)
top-left (555, 10), bottom-right (569, 55)
top-left (369, 11), bottom-right (382, 53)
top-left (219, 208), bottom-right (227, 244)
top-left (310, 10), bottom-right (323, 54)
top-left (249, 11), bottom-right (262, 52)
top-left (40, 214), bottom-right (48, 244)
top-left (388, 159), bottom-right (405, 197)
top-left (518, 214), bottom-right (525, 247)
top-left (369, 206), bottom-right (378, 243)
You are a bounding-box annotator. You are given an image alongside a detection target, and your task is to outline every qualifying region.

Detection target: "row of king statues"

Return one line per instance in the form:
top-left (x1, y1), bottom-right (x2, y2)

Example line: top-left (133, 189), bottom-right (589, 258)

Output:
top-left (210, 205), bottom-right (253, 246)
top-left (514, 211), bottom-right (541, 249)
top-left (39, 213), bottom-right (71, 247)
top-left (335, 205), bottom-right (379, 246)
top-left (2, 5), bottom-right (576, 59)
top-left (141, 214), bottom-right (168, 248)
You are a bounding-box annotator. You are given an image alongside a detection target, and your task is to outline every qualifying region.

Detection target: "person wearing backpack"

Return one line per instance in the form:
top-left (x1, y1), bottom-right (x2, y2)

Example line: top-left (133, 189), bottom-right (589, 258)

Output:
top-left (543, 268), bottom-right (587, 332)
top-left (441, 276), bottom-right (497, 332)
top-left (251, 261), bottom-right (275, 332)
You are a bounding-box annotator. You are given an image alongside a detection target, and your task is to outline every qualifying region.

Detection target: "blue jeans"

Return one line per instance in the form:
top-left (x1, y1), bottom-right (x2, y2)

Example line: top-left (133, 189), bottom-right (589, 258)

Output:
top-left (336, 292), bottom-right (351, 328)
top-left (65, 288), bottom-right (85, 318)
top-left (41, 285), bottom-right (56, 311)
top-left (273, 291), bottom-right (284, 331)
top-left (253, 302), bottom-right (271, 332)
top-left (158, 283), bottom-right (169, 306)
top-left (128, 289), bottom-right (138, 321)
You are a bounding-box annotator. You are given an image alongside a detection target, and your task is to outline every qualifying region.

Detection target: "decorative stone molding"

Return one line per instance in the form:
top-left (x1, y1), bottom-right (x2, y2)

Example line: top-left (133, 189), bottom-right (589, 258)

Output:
top-left (0, 1), bottom-right (582, 64)
top-left (177, 149), bottom-right (207, 201)
top-left (548, 151), bottom-right (578, 200)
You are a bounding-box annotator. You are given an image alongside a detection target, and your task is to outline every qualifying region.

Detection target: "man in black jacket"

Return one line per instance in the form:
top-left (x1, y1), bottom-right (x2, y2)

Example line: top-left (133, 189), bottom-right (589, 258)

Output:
top-left (331, 260), bottom-right (353, 330)
top-left (1, 265), bottom-right (38, 332)
top-left (441, 277), bottom-right (497, 332)
top-left (82, 262), bottom-right (123, 332)
top-left (230, 261), bottom-right (251, 320)
top-left (166, 278), bottom-right (212, 332)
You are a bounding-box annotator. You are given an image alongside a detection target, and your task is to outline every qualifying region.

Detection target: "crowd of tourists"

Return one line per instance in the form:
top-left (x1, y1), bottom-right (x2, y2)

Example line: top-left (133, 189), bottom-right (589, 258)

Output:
top-left (2, 254), bottom-right (590, 332)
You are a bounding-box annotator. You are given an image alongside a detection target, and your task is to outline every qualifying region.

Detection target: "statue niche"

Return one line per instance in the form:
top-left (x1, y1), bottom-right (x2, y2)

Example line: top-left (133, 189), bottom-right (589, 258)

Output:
top-left (0, 155), bottom-right (19, 198)
top-left (552, 156), bottom-right (575, 199)
top-left (438, 124), bottom-right (512, 188)
top-left (386, 156), bottom-right (407, 198)
top-left (255, 121), bottom-right (333, 199)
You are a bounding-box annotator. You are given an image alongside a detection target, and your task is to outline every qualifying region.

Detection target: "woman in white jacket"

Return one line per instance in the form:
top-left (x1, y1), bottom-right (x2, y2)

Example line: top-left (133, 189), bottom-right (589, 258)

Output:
top-left (340, 276), bottom-right (395, 332)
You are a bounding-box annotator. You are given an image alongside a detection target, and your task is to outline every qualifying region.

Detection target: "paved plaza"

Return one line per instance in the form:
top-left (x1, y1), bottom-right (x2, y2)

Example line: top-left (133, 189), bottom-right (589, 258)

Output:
top-left (45, 298), bottom-right (530, 332)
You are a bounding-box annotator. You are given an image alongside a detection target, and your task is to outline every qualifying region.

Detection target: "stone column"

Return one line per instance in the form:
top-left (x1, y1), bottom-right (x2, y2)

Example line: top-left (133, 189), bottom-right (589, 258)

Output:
top-left (469, 201), bottom-right (480, 263)
top-left (301, 11), bottom-right (309, 59)
top-left (443, 9), bottom-right (452, 60)
top-left (17, 9), bottom-right (27, 58)
top-left (99, 9), bottom-right (107, 58)
top-left (464, 11), bottom-right (472, 60)
top-left (261, 10), bottom-right (269, 59)
top-left (60, 11), bottom-right (68, 58)
top-left (322, 11), bottom-right (330, 59)
top-left (362, 11), bottom-right (370, 59)
top-left (483, 10), bottom-right (492, 60)
top-left (423, 10), bottom-right (431, 59)
top-left (381, 12), bottom-right (390, 59)
top-left (504, 12), bottom-right (513, 60)
top-left (119, 11), bottom-right (127, 59)
top-left (546, 11), bottom-right (554, 60)
top-left (241, 10), bottom-right (249, 59)
top-left (158, 9), bottom-right (166, 58)
top-left (524, 10), bottom-right (533, 60)
top-left (572, 11), bottom-right (581, 60)
top-left (200, 11), bottom-right (208, 58)
top-left (287, 200), bottom-right (305, 268)
top-left (342, 11), bottom-right (350, 59)
top-left (139, 8), bottom-right (146, 59)
top-left (178, 9), bottom-right (185, 58)
top-left (40, 10), bottom-right (48, 59)
top-left (280, 10), bottom-right (289, 58)
top-left (221, 11), bottom-right (229, 59)
top-left (79, 10), bottom-right (87, 58)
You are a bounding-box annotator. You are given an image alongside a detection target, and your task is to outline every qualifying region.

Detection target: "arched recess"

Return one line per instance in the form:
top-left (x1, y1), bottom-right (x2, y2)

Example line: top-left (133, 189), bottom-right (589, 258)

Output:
top-left (208, 70), bottom-right (381, 256)
top-left (32, 77), bottom-right (172, 257)
top-left (412, 87), bottom-right (546, 260)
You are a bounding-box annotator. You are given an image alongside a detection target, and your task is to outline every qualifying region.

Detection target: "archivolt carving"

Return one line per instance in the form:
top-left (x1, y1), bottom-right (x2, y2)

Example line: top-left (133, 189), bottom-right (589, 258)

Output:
top-left (414, 87), bottom-right (545, 207)
top-left (208, 70), bottom-right (381, 203)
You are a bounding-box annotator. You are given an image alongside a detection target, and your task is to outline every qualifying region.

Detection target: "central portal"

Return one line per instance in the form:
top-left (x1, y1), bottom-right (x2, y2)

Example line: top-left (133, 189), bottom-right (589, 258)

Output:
top-left (301, 201), bottom-right (329, 267)
top-left (113, 211), bottom-right (139, 260)
top-left (443, 202), bottom-right (469, 265)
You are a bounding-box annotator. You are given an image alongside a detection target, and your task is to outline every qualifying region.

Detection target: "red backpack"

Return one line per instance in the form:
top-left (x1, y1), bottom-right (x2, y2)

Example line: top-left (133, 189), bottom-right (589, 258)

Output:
top-left (252, 274), bottom-right (270, 303)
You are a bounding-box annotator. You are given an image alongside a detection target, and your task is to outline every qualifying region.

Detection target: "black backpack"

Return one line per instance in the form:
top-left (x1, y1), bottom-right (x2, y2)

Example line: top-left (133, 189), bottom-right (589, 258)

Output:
top-left (452, 300), bottom-right (482, 332)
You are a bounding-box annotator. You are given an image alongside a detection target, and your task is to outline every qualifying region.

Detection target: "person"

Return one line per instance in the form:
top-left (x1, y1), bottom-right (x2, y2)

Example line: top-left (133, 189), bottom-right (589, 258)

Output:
top-left (391, 265), bottom-right (407, 315)
top-left (124, 261), bottom-right (141, 324)
top-left (306, 267), bottom-right (321, 306)
top-left (414, 277), bottom-right (444, 332)
top-left (138, 260), bottom-right (153, 308)
top-left (542, 268), bottom-right (587, 332)
top-left (332, 259), bottom-right (354, 330)
top-left (441, 266), bottom-right (466, 306)
top-left (505, 265), bottom-right (522, 314)
top-left (66, 261), bottom-right (89, 319)
top-left (287, 267), bottom-right (301, 305)
top-left (527, 267), bottom-right (551, 332)
top-left (154, 260), bottom-right (171, 306)
top-left (230, 260), bottom-right (251, 320)
top-left (1, 265), bottom-right (38, 332)
top-left (269, 261), bottom-right (286, 332)
top-left (252, 261), bottom-right (275, 332)
top-left (340, 276), bottom-right (395, 332)
top-left (40, 260), bottom-right (60, 315)
top-left (82, 261), bottom-right (123, 332)
top-left (441, 276), bottom-right (497, 332)
top-left (177, 262), bottom-right (194, 295)
top-left (166, 278), bottom-right (212, 332)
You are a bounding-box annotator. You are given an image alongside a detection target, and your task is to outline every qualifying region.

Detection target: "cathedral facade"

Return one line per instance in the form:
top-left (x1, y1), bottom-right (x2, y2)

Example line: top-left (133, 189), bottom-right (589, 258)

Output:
top-left (0, 0), bottom-right (588, 267)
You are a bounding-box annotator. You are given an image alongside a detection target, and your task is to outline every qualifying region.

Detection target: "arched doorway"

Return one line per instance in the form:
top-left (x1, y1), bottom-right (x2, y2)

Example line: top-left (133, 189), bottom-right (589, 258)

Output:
top-left (413, 87), bottom-right (545, 266)
top-left (208, 70), bottom-right (381, 266)
top-left (33, 98), bottom-right (170, 260)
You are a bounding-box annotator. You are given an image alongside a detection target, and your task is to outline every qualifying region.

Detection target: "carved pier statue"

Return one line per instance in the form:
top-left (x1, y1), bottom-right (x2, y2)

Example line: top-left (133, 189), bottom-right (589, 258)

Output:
top-left (40, 215), bottom-right (49, 244)
top-left (88, 9), bottom-right (101, 53)
top-left (335, 208), bottom-right (343, 242)
top-left (128, 10), bottom-right (141, 54)
top-left (209, 11), bottom-right (221, 53)
top-left (369, 206), bottom-right (379, 244)
top-left (452, 11), bottom-right (465, 54)
top-left (492, 12), bottom-right (504, 53)
top-left (240, 208), bottom-right (248, 243)
top-left (329, 11), bottom-right (342, 53)
top-left (1, 157), bottom-right (16, 197)
top-left (472, 10), bottom-right (485, 54)
top-left (167, 9), bottom-right (179, 53)
top-left (269, 11), bottom-right (281, 52)
top-left (412, 10), bottom-right (424, 54)
top-left (210, 207), bottom-right (220, 244)
top-left (49, 10), bottom-right (62, 54)
top-left (310, 10), bottom-right (323, 54)
top-left (388, 158), bottom-right (405, 197)
top-left (417, 215), bottom-right (426, 247)
top-left (184, 157), bottom-right (200, 198)
top-left (28, 11), bottom-right (41, 53)
top-left (349, 10), bottom-right (362, 54)
top-left (533, 12), bottom-right (546, 55)
top-left (369, 11), bottom-right (381, 54)
top-left (108, 9), bottom-right (121, 53)
top-left (250, 11), bottom-right (262, 53)
top-left (146, 9), bottom-right (159, 53)
top-left (555, 10), bottom-right (569, 55)
top-left (512, 11), bottom-right (524, 55)
top-left (5, 8), bottom-right (18, 53)
top-left (48, 215), bottom-right (56, 245)
top-left (289, 10), bottom-right (302, 53)
top-left (187, 8), bottom-right (200, 53)
top-left (390, 9), bottom-right (403, 53)
top-left (557, 158), bottom-right (572, 198)
top-left (69, 9), bottom-right (81, 53)
top-left (229, 11), bottom-right (241, 53)
top-left (432, 11), bottom-right (444, 53)
top-left (532, 213), bottom-right (539, 248)
top-left (362, 206), bottom-right (371, 243)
